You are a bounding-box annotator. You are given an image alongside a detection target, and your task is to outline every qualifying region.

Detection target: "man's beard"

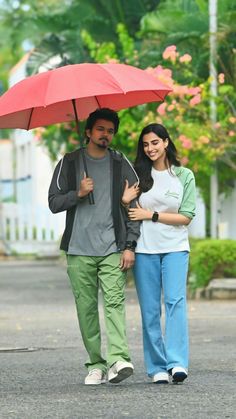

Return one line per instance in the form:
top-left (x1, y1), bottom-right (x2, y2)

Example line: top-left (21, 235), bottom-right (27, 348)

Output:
top-left (97, 138), bottom-right (109, 149)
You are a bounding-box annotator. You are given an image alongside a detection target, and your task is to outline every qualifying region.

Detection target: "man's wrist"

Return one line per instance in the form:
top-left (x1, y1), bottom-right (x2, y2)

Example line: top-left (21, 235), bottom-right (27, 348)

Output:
top-left (121, 201), bottom-right (130, 209)
top-left (78, 190), bottom-right (87, 199)
top-left (78, 190), bottom-right (83, 198)
top-left (124, 240), bottom-right (137, 252)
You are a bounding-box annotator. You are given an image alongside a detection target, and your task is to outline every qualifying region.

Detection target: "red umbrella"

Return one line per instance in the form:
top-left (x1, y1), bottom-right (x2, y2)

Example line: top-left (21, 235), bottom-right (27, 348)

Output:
top-left (0, 63), bottom-right (171, 129)
top-left (0, 62), bottom-right (171, 203)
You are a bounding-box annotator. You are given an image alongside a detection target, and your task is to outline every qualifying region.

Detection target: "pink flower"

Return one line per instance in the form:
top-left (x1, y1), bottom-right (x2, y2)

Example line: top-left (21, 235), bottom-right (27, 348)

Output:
top-left (146, 65), bottom-right (174, 88)
top-left (179, 54), bottom-right (192, 63)
top-left (229, 117), bottom-right (236, 124)
top-left (228, 131), bottom-right (235, 137)
top-left (218, 73), bottom-right (225, 84)
top-left (187, 87), bottom-right (201, 95)
top-left (153, 65), bottom-right (173, 79)
top-left (167, 104), bottom-right (175, 112)
top-left (181, 156), bottom-right (189, 165)
top-left (190, 94), bottom-right (201, 106)
top-left (173, 85), bottom-right (189, 97)
top-left (163, 45), bottom-right (176, 58)
top-left (179, 135), bottom-right (193, 149)
top-left (162, 45), bottom-right (179, 62)
top-left (183, 140), bottom-right (193, 149)
top-left (214, 122), bottom-right (221, 129)
top-left (157, 102), bottom-right (167, 116)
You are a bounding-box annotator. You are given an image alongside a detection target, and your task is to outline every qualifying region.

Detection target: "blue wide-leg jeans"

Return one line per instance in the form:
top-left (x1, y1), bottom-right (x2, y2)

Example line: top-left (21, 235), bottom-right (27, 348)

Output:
top-left (134, 251), bottom-right (189, 377)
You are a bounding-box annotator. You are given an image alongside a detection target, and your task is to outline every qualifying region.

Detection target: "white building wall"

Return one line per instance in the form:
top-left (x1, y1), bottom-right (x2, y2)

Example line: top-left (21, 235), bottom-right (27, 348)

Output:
top-left (12, 130), bottom-right (33, 205)
top-left (188, 189), bottom-right (206, 238)
top-left (218, 183), bottom-right (236, 239)
top-left (0, 140), bottom-right (14, 201)
top-left (3, 53), bottom-right (66, 247)
top-left (34, 141), bottom-right (55, 207)
top-left (8, 54), bottom-right (58, 209)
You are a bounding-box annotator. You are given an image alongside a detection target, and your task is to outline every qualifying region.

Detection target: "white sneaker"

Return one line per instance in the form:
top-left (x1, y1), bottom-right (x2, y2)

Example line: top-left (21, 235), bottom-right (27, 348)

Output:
top-left (85, 369), bottom-right (106, 385)
top-left (171, 366), bottom-right (188, 383)
top-left (108, 361), bottom-right (134, 383)
top-left (152, 372), bottom-right (169, 384)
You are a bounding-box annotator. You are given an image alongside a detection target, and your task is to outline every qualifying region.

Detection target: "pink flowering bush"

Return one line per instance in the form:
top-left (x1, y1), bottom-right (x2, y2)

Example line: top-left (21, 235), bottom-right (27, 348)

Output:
top-left (189, 94), bottom-right (201, 106)
top-left (39, 31), bottom-right (235, 203)
top-left (162, 45), bottom-right (179, 62)
top-left (179, 54), bottom-right (192, 64)
top-left (133, 45), bottom-right (236, 200)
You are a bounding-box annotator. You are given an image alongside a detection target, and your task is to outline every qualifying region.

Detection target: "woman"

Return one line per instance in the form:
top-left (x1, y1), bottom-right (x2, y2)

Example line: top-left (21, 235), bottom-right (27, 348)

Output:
top-left (122, 123), bottom-right (196, 384)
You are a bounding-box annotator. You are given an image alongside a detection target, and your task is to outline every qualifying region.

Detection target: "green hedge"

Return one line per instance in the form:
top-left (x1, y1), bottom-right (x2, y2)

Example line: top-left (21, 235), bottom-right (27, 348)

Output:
top-left (189, 239), bottom-right (236, 289)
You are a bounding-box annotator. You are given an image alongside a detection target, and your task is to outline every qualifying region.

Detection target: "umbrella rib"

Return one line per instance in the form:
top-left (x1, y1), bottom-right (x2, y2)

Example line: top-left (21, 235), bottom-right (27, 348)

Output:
top-left (98, 64), bottom-right (126, 93)
top-left (95, 96), bottom-right (101, 108)
top-left (153, 91), bottom-right (165, 101)
top-left (27, 108), bottom-right (34, 130)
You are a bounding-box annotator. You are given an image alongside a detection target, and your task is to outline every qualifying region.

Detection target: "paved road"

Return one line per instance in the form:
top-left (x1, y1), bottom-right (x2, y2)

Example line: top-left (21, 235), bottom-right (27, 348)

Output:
top-left (0, 260), bottom-right (235, 419)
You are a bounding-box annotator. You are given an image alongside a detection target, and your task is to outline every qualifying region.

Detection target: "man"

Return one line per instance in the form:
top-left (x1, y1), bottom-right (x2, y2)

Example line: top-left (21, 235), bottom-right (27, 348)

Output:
top-left (48, 108), bottom-right (140, 385)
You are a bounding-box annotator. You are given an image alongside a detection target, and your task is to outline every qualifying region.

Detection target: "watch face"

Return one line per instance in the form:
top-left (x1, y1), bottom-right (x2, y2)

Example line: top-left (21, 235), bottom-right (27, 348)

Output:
top-left (152, 212), bottom-right (159, 222)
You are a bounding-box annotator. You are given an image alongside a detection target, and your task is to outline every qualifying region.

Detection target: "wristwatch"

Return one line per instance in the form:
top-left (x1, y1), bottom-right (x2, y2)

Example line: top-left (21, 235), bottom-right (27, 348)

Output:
top-left (152, 211), bottom-right (159, 222)
top-left (125, 240), bottom-right (137, 252)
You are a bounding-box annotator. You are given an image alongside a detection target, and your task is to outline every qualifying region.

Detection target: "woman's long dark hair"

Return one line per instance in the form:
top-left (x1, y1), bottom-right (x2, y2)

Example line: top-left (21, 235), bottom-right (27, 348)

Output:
top-left (134, 123), bottom-right (181, 193)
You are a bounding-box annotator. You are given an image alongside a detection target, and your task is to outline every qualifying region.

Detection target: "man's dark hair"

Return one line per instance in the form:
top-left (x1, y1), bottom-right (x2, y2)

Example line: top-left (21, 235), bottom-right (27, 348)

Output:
top-left (85, 108), bottom-right (120, 134)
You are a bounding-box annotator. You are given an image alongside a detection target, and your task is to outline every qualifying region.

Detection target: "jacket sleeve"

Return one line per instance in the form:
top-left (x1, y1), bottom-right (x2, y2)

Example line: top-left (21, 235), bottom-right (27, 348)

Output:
top-left (121, 157), bottom-right (141, 242)
top-left (48, 157), bottom-right (79, 214)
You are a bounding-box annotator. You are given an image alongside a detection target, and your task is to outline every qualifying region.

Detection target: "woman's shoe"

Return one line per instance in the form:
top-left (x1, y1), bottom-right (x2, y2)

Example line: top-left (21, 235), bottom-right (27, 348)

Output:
top-left (170, 366), bottom-right (188, 383)
top-left (152, 372), bottom-right (169, 384)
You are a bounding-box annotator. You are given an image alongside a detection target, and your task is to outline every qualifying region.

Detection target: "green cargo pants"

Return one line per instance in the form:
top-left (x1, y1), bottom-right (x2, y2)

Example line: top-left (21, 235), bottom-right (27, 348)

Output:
top-left (67, 253), bottom-right (131, 372)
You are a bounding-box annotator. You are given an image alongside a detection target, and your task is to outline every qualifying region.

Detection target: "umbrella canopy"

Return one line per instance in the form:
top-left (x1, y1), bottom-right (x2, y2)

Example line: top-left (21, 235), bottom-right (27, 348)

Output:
top-left (0, 62), bottom-right (171, 205)
top-left (0, 63), bottom-right (171, 130)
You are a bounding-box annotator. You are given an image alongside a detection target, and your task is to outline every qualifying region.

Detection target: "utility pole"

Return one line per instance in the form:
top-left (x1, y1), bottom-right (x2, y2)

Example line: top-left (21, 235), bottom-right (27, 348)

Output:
top-left (209, 0), bottom-right (218, 238)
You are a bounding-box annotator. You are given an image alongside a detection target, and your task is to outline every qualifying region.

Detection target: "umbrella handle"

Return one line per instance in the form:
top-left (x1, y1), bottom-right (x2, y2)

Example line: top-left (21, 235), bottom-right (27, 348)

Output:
top-left (72, 99), bottom-right (95, 205)
top-left (81, 148), bottom-right (95, 205)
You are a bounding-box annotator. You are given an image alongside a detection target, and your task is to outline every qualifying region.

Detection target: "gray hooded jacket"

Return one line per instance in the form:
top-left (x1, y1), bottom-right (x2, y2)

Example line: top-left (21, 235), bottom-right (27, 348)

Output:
top-left (48, 148), bottom-right (140, 252)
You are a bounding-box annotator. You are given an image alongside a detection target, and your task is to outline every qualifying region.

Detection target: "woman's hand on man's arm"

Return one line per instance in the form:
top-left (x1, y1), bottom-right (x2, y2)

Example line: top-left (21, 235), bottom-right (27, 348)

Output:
top-left (121, 179), bottom-right (140, 207)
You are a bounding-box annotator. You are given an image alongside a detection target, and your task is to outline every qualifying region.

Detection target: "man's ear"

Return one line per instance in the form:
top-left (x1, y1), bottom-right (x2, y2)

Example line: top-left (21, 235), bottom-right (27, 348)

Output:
top-left (86, 129), bottom-right (90, 139)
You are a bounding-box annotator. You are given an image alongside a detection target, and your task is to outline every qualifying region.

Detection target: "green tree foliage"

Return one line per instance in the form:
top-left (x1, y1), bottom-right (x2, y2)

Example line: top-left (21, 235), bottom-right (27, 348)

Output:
top-left (0, 0), bottom-right (92, 74)
top-left (140, 0), bottom-right (236, 86)
top-left (0, 0), bottom-right (160, 76)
